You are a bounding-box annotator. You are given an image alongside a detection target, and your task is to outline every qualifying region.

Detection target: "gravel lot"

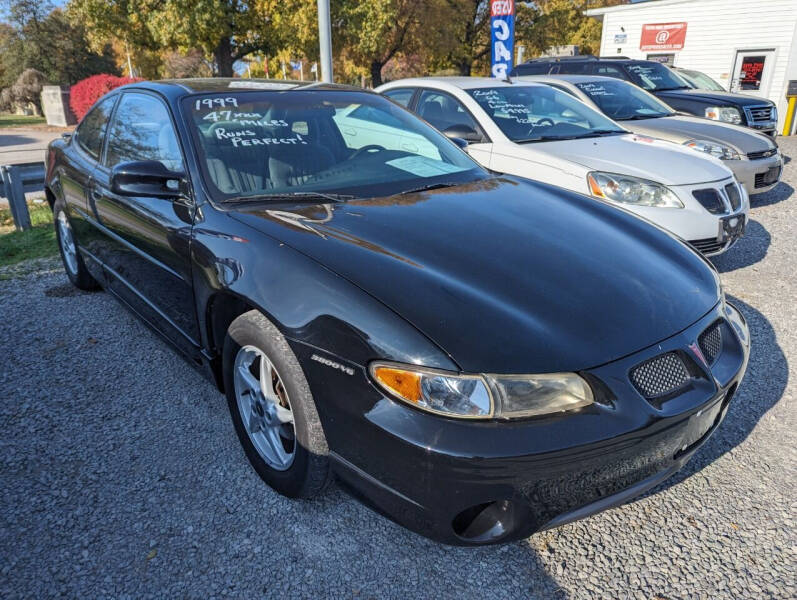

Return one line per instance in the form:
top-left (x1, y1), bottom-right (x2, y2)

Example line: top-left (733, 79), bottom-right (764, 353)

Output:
top-left (1, 140), bottom-right (795, 599)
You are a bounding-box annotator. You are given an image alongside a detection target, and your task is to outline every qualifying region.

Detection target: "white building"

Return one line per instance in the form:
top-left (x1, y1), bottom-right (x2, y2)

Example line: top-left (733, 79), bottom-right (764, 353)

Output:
top-left (585, 0), bottom-right (797, 134)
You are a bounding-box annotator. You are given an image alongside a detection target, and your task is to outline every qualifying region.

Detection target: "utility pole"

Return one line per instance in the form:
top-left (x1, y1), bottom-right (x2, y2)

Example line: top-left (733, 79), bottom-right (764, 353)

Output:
top-left (317, 0), bottom-right (333, 82)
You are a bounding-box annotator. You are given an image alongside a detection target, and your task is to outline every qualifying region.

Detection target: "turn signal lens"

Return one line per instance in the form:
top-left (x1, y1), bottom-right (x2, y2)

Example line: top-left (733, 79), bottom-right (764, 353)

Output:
top-left (370, 363), bottom-right (493, 418)
top-left (372, 366), bottom-right (422, 404)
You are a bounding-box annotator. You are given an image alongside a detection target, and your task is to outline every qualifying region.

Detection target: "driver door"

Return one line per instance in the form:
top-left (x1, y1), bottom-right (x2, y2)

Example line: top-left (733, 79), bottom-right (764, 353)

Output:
top-left (89, 91), bottom-right (201, 360)
top-left (414, 90), bottom-right (493, 166)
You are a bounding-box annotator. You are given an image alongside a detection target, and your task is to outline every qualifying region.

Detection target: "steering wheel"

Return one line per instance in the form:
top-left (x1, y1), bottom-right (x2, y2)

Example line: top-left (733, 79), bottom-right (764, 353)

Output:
top-left (349, 144), bottom-right (386, 160)
top-left (525, 118), bottom-right (554, 137)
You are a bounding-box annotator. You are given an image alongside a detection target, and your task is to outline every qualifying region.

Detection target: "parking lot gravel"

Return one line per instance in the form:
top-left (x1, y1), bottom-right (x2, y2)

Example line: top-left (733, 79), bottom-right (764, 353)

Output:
top-left (1, 140), bottom-right (795, 599)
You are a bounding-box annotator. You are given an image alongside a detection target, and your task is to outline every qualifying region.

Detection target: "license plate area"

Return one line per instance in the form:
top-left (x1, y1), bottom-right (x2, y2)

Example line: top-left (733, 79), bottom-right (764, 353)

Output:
top-left (719, 214), bottom-right (746, 242)
top-left (763, 164), bottom-right (781, 185)
top-left (675, 388), bottom-right (735, 459)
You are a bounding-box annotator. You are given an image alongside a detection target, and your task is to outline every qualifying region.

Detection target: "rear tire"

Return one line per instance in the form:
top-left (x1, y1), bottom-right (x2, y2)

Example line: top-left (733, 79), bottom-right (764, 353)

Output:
top-left (223, 310), bottom-right (332, 498)
top-left (53, 200), bottom-right (98, 291)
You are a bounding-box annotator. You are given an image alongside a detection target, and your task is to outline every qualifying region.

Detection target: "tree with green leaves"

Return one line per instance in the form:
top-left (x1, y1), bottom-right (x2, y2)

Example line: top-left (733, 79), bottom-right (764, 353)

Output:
top-left (338, 0), bottom-right (425, 87)
top-left (519, 0), bottom-right (627, 57)
top-left (0, 0), bottom-right (117, 87)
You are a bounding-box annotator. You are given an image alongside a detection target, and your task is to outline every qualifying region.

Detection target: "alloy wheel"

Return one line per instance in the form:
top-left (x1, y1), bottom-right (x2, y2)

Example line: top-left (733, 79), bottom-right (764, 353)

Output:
top-left (233, 345), bottom-right (296, 470)
top-left (57, 210), bottom-right (78, 276)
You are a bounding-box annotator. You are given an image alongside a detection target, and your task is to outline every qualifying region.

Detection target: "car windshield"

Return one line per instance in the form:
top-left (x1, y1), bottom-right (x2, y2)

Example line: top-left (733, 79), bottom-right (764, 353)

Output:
top-left (677, 69), bottom-right (725, 92)
top-left (466, 85), bottom-right (625, 143)
top-left (575, 79), bottom-right (675, 120)
top-left (182, 88), bottom-right (487, 201)
top-left (625, 62), bottom-right (691, 92)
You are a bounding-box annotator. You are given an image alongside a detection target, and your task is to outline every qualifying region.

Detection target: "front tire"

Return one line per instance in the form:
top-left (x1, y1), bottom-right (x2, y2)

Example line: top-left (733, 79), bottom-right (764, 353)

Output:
top-left (223, 310), bottom-right (331, 498)
top-left (53, 200), bottom-right (98, 290)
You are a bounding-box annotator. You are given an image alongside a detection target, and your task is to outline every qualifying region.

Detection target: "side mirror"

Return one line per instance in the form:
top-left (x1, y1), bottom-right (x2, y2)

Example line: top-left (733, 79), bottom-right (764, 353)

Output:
top-left (443, 124), bottom-right (484, 144)
top-left (110, 160), bottom-right (187, 199)
top-left (449, 137), bottom-right (469, 149)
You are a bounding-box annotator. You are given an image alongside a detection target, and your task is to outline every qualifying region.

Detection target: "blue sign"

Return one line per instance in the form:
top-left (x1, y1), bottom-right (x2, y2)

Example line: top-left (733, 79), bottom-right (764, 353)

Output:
top-left (491, 0), bottom-right (515, 78)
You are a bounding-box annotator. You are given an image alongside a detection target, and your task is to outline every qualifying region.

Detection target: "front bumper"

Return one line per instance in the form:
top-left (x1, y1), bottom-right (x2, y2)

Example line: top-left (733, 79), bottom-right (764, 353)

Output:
top-left (729, 154), bottom-right (782, 195)
top-left (297, 301), bottom-right (750, 546)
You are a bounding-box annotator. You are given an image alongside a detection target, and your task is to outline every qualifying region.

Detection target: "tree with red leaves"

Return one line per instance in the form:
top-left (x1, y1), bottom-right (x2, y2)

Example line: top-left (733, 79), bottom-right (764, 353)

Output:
top-left (69, 73), bottom-right (142, 120)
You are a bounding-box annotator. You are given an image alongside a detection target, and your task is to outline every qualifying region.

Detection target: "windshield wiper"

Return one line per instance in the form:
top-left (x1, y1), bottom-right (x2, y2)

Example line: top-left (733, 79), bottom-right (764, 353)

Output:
top-left (516, 135), bottom-right (580, 143)
top-left (221, 191), bottom-right (355, 204)
top-left (655, 86), bottom-right (691, 91)
top-left (615, 114), bottom-right (667, 121)
top-left (397, 182), bottom-right (460, 195)
top-left (579, 129), bottom-right (625, 137)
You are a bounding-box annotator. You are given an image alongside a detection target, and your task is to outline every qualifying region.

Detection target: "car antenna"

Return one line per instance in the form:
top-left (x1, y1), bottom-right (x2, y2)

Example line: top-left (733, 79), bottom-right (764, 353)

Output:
top-left (503, 75), bottom-right (513, 84)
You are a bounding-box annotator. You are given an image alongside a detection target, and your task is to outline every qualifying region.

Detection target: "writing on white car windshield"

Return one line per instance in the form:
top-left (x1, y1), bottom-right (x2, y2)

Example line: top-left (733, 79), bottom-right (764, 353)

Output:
top-left (575, 80), bottom-right (675, 121)
top-left (467, 86), bottom-right (625, 143)
top-left (183, 90), bottom-right (487, 201)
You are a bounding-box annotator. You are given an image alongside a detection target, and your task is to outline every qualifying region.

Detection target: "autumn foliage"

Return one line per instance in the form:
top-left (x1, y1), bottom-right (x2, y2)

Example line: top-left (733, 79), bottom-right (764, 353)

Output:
top-left (69, 74), bottom-right (142, 120)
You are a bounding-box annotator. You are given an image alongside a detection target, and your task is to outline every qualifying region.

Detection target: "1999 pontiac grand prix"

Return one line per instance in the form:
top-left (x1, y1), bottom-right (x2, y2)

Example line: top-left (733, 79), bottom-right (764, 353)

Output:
top-left (45, 79), bottom-right (749, 545)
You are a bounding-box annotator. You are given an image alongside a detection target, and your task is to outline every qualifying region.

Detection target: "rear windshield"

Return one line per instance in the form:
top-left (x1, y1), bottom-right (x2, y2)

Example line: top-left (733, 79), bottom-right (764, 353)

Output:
top-left (575, 79), bottom-right (674, 120)
top-left (181, 89), bottom-right (486, 201)
top-left (625, 62), bottom-right (691, 92)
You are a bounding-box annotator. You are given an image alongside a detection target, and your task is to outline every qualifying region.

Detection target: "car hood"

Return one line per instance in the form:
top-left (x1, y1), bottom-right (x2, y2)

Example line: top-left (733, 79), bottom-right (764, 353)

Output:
top-left (655, 88), bottom-right (775, 107)
top-left (524, 134), bottom-right (731, 185)
top-left (228, 178), bottom-right (720, 373)
top-left (227, 177), bottom-right (719, 373)
top-left (623, 115), bottom-right (776, 153)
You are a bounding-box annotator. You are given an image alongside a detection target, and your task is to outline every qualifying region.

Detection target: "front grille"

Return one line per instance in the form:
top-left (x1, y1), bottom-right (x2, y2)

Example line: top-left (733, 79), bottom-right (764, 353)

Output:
top-left (689, 237), bottom-right (725, 255)
top-left (754, 165), bottom-right (782, 188)
top-left (692, 189), bottom-right (726, 214)
top-left (746, 105), bottom-right (775, 123)
top-left (630, 352), bottom-right (691, 399)
top-left (747, 148), bottom-right (777, 160)
top-left (724, 183), bottom-right (742, 211)
top-left (698, 322), bottom-right (722, 366)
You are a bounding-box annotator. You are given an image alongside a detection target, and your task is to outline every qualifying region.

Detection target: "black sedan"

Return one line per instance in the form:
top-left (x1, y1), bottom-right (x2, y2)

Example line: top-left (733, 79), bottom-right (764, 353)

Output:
top-left (45, 79), bottom-right (749, 546)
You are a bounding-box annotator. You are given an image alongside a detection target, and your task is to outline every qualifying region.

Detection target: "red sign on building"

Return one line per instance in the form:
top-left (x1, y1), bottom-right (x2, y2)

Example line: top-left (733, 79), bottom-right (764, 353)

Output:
top-left (640, 22), bottom-right (688, 51)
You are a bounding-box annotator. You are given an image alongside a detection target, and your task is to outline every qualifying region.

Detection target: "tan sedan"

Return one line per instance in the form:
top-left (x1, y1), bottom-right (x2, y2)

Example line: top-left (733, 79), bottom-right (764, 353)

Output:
top-left (519, 74), bottom-right (782, 196)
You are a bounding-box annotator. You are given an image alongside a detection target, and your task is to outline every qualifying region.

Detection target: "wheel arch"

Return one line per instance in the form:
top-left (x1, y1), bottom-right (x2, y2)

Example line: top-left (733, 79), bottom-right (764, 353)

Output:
top-left (204, 291), bottom-right (259, 392)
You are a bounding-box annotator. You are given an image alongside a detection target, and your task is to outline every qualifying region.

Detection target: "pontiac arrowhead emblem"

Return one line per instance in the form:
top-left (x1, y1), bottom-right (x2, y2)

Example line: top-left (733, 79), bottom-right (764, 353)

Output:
top-left (688, 342), bottom-right (709, 368)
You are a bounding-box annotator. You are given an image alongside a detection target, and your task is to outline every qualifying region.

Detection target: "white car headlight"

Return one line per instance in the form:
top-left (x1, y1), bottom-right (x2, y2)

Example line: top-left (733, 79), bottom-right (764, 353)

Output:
top-left (370, 363), bottom-right (593, 419)
top-left (587, 172), bottom-right (684, 208)
top-left (704, 106), bottom-right (743, 125)
top-left (684, 139), bottom-right (741, 160)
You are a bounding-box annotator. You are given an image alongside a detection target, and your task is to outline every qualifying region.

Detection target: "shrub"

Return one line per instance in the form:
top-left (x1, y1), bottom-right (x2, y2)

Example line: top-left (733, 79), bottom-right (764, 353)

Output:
top-left (69, 74), bottom-right (142, 120)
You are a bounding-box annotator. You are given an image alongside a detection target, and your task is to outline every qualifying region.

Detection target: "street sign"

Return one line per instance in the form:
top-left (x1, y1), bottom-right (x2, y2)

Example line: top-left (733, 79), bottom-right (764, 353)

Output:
top-left (490, 0), bottom-right (515, 78)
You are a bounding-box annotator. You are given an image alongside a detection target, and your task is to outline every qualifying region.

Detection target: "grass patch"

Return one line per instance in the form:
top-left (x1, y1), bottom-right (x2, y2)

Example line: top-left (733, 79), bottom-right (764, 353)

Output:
top-left (0, 113), bottom-right (46, 128)
top-left (0, 201), bottom-right (57, 267)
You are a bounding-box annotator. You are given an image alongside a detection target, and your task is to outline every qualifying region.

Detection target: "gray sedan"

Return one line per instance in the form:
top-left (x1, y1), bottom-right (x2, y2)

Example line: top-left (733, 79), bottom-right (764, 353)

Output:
top-left (518, 74), bottom-right (782, 195)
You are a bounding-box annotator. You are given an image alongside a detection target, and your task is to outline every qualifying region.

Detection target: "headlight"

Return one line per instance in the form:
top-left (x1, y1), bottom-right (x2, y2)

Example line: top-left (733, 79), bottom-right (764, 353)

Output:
top-left (370, 363), bottom-right (593, 419)
top-left (684, 139), bottom-right (740, 160)
top-left (587, 172), bottom-right (684, 208)
top-left (704, 106), bottom-right (742, 124)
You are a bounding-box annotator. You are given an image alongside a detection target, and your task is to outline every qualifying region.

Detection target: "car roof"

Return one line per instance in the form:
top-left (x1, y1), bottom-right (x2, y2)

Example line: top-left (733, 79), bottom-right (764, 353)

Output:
top-left (516, 74), bottom-right (626, 85)
top-left (381, 76), bottom-right (548, 91)
top-left (116, 78), bottom-right (367, 101)
top-left (519, 56), bottom-right (649, 65)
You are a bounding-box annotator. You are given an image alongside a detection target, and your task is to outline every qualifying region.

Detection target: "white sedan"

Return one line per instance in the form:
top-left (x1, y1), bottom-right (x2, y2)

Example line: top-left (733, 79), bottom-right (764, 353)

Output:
top-left (376, 77), bottom-right (748, 256)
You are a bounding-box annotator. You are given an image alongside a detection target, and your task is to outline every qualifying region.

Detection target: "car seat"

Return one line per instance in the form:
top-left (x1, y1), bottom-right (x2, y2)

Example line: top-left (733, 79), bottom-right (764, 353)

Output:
top-left (205, 121), bottom-right (269, 194)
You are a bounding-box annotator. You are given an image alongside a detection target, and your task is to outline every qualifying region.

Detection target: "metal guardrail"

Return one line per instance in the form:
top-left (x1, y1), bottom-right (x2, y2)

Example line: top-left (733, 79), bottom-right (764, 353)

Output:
top-left (0, 161), bottom-right (46, 231)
